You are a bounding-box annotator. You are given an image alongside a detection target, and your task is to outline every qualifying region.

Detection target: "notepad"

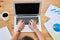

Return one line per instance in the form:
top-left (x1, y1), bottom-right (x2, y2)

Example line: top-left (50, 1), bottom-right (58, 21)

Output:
top-left (0, 26), bottom-right (11, 40)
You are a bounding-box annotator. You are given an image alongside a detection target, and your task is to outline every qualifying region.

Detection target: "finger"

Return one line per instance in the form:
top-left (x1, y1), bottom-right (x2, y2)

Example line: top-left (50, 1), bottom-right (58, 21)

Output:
top-left (31, 19), bottom-right (35, 22)
top-left (33, 19), bottom-right (36, 22)
top-left (29, 22), bottom-right (31, 25)
top-left (30, 19), bottom-right (32, 22)
top-left (18, 19), bottom-right (23, 24)
top-left (34, 20), bottom-right (36, 23)
top-left (22, 20), bottom-right (25, 24)
top-left (23, 20), bottom-right (25, 22)
top-left (21, 19), bottom-right (24, 22)
top-left (28, 22), bottom-right (31, 27)
top-left (31, 19), bottom-right (36, 22)
top-left (22, 20), bottom-right (25, 23)
top-left (19, 19), bottom-right (23, 22)
top-left (29, 20), bottom-right (32, 24)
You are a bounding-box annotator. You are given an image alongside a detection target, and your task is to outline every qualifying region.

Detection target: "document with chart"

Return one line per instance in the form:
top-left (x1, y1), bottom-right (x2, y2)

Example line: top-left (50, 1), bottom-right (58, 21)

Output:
top-left (44, 4), bottom-right (60, 40)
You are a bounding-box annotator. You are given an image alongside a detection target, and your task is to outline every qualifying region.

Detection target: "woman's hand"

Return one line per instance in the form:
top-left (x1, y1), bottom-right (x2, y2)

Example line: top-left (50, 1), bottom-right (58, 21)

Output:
top-left (17, 20), bottom-right (25, 31)
top-left (29, 19), bottom-right (37, 31)
top-left (29, 19), bottom-right (45, 40)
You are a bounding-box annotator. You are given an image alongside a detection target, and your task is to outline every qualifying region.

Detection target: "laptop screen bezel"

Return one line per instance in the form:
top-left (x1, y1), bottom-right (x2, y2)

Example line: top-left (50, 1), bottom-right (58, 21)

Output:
top-left (14, 2), bottom-right (41, 16)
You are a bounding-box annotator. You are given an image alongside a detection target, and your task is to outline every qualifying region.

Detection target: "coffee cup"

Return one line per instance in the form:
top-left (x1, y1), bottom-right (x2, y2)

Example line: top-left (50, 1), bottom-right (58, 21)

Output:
top-left (2, 11), bottom-right (9, 21)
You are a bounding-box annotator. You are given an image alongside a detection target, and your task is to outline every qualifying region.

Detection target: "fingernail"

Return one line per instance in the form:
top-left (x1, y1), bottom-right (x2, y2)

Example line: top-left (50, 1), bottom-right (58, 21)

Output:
top-left (29, 22), bottom-right (31, 25)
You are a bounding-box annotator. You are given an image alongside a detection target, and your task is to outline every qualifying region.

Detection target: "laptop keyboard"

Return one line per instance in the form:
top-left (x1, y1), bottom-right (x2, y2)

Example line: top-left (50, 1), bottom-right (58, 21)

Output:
top-left (16, 17), bottom-right (39, 25)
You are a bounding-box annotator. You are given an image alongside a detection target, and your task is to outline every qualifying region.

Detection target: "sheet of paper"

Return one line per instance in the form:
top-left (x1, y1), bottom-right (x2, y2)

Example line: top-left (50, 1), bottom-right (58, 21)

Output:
top-left (44, 4), bottom-right (60, 40)
top-left (0, 26), bottom-right (11, 40)
top-left (45, 5), bottom-right (60, 18)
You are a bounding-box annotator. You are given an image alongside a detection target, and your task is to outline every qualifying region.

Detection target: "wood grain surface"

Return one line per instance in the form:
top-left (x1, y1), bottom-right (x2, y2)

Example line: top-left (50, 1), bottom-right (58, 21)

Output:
top-left (0, 0), bottom-right (60, 40)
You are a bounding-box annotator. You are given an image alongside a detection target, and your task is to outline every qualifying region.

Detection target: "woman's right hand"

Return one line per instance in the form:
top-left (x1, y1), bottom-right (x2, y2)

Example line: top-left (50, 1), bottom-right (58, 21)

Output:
top-left (29, 19), bottom-right (37, 31)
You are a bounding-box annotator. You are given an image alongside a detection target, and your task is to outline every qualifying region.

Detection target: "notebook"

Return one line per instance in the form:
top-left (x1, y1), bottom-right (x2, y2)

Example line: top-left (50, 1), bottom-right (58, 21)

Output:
top-left (0, 26), bottom-right (11, 40)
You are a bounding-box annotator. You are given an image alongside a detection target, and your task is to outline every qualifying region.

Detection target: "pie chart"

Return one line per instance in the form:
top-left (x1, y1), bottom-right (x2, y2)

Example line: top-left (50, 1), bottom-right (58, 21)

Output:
top-left (53, 23), bottom-right (60, 32)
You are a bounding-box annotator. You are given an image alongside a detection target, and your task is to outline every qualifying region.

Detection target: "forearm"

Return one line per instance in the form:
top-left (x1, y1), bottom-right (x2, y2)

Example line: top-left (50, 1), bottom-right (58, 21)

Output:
top-left (34, 28), bottom-right (45, 40)
top-left (11, 32), bottom-right (20, 40)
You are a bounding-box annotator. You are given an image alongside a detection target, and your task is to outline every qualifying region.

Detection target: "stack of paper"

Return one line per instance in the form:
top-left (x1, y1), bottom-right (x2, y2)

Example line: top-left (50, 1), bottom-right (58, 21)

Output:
top-left (0, 26), bottom-right (11, 40)
top-left (44, 4), bottom-right (60, 40)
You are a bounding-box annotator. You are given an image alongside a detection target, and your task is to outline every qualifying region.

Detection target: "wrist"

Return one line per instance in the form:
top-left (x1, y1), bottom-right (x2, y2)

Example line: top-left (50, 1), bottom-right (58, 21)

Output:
top-left (34, 28), bottom-right (38, 30)
top-left (16, 27), bottom-right (22, 31)
top-left (33, 26), bottom-right (38, 30)
top-left (34, 28), bottom-right (39, 32)
top-left (16, 29), bottom-right (21, 33)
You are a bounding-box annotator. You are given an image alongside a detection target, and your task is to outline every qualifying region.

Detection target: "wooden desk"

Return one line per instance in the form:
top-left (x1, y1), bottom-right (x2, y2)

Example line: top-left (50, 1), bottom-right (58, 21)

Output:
top-left (0, 0), bottom-right (60, 40)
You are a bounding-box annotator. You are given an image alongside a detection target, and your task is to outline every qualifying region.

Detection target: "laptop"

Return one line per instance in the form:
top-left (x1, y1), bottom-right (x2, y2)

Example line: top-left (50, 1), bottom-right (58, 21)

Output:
top-left (14, 2), bottom-right (41, 32)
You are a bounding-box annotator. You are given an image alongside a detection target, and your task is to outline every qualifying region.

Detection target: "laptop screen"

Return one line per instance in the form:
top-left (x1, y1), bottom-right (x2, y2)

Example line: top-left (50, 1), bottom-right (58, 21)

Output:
top-left (15, 3), bottom-right (40, 14)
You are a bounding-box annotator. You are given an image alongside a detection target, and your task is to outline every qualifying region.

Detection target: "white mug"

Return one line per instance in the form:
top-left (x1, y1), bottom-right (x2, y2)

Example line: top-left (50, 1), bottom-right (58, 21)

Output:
top-left (1, 11), bottom-right (9, 21)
